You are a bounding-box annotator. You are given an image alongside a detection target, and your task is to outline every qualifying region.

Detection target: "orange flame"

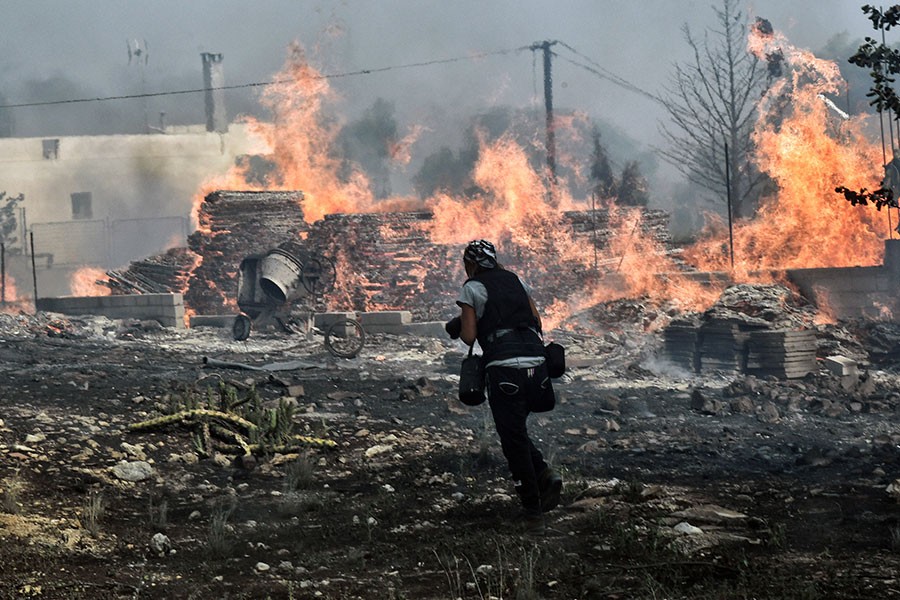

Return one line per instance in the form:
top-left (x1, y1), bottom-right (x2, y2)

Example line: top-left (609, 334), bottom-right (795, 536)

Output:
top-left (1, 273), bottom-right (19, 313)
top-left (70, 266), bottom-right (110, 297)
top-left (687, 22), bottom-right (890, 277)
top-left (424, 133), bottom-right (709, 331)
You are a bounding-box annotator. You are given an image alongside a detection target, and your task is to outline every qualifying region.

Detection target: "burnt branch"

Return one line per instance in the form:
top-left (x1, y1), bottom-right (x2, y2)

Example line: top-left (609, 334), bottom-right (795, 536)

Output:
top-left (834, 185), bottom-right (896, 210)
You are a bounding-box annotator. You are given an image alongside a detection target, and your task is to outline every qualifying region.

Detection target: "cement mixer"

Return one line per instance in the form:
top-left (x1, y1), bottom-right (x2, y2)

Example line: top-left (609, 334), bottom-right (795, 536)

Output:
top-left (231, 243), bottom-right (365, 357)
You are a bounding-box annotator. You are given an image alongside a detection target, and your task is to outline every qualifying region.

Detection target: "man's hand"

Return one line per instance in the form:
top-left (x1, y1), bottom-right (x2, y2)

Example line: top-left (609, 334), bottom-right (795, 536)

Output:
top-left (445, 316), bottom-right (462, 339)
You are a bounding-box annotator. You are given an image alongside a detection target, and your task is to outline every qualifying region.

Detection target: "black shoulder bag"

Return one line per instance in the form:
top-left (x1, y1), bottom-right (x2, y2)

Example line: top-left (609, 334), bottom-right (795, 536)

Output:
top-left (458, 346), bottom-right (486, 406)
top-left (545, 341), bottom-right (566, 378)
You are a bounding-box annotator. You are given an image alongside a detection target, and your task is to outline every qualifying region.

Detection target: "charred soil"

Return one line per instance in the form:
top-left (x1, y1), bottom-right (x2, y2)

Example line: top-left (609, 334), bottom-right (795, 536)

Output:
top-left (1, 311), bottom-right (900, 599)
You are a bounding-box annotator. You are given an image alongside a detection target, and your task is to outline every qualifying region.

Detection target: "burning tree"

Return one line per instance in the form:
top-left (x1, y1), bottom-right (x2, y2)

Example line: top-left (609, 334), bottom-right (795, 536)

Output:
top-left (658, 0), bottom-right (775, 218)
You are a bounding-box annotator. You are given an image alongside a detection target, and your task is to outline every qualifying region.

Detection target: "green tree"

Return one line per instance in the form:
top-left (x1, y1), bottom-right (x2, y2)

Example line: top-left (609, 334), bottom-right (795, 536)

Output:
top-left (412, 146), bottom-right (475, 198)
top-left (338, 98), bottom-right (398, 199)
top-left (617, 161), bottom-right (649, 206)
top-left (589, 127), bottom-right (616, 199)
top-left (835, 4), bottom-right (900, 210)
top-left (0, 192), bottom-right (24, 250)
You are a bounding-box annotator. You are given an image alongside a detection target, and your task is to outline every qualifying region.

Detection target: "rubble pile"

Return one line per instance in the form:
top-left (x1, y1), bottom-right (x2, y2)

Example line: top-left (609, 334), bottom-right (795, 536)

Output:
top-left (664, 284), bottom-right (820, 378)
top-left (184, 191), bottom-right (308, 314)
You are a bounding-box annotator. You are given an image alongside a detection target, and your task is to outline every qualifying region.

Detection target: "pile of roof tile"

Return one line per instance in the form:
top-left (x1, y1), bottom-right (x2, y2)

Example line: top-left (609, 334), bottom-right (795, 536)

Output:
top-left (663, 284), bottom-right (820, 378)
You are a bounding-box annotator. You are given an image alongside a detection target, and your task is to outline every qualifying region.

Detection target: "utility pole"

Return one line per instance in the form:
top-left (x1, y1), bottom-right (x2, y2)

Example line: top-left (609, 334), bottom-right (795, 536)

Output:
top-left (532, 40), bottom-right (558, 204)
top-left (127, 39), bottom-right (150, 133)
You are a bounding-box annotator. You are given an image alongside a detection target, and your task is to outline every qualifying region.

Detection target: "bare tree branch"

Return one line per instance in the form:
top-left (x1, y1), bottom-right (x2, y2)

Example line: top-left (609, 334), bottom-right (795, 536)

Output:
top-left (658, 0), bottom-right (773, 218)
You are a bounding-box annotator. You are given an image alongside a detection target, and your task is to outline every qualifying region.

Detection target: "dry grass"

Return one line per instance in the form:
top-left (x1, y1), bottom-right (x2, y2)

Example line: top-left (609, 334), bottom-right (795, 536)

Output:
top-left (1, 473), bottom-right (24, 514)
top-left (81, 489), bottom-right (104, 536)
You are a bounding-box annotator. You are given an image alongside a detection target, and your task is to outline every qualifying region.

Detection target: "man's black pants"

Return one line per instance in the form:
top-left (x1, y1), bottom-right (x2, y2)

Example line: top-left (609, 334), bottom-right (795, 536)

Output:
top-left (485, 363), bottom-right (554, 516)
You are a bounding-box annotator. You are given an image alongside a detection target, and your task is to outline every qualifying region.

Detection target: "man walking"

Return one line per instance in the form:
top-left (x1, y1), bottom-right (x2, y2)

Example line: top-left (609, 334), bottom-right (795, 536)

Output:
top-left (446, 240), bottom-right (562, 534)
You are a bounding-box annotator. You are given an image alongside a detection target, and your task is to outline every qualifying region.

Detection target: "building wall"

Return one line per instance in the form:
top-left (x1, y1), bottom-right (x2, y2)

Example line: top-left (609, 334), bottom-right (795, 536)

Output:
top-left (0, 124), bottom-right (259, 296)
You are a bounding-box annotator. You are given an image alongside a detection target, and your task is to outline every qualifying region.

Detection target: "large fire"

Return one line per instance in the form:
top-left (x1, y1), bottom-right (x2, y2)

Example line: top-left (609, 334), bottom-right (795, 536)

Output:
top-left (191, 42), bottom-right (422, 231)
top-left (184, 22), bottom-right (891, 331)
top-left (685, 23), bottom-right (891, 278)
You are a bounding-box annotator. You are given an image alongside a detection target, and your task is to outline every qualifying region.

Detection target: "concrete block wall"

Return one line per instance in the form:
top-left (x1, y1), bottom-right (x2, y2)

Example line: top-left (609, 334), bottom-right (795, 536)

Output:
top-left (787, 265), bottom-right (897, 320)
top-left (36, 293), bottom-right (186, 328)
top-left (675, 242), bottom-right (900, 321)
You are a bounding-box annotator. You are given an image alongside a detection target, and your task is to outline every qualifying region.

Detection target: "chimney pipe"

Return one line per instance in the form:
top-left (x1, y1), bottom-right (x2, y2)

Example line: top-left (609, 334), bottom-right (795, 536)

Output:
top-left (201, 53), bottom-right (228, 133)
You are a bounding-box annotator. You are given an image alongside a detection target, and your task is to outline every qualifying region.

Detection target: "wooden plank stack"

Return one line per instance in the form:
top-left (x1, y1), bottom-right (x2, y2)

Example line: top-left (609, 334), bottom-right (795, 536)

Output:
top-left (107, 247), bottom-right (199, 295)
top-left (185, 190), bottom-right (308, 314)
top-left (662, 321), bottom-right (818, 379)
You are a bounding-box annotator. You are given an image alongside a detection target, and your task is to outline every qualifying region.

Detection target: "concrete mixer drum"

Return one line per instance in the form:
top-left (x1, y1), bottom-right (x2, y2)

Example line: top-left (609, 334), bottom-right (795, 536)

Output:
top-left (232, 244), bottom-right (337, 341)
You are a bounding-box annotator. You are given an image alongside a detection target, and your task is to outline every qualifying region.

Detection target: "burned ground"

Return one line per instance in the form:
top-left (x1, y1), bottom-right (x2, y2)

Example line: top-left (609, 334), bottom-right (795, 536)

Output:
top-left (2, 309), bottom-right (900, 599)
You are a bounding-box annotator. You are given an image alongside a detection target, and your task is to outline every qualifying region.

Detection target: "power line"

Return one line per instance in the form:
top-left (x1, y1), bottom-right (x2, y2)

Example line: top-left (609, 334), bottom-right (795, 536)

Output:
top-left (0, 45), bottom-right (533, 110)
top-left (553, 41), bottom-right (665, 106)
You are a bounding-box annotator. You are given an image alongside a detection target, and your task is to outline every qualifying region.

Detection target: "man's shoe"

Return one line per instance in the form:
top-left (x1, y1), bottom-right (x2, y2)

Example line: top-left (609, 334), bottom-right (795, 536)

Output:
top-left (521, 513), bottom-right (545, 536)
top-left (538, 468), bottom-right (563, 512)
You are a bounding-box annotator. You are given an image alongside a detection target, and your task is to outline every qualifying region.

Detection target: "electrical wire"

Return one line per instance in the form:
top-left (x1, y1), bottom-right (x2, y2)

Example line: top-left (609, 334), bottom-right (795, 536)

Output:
top-left (552, 41), bottom-right (664, 106)
top-left (0, 45), bottom-right (533, 110)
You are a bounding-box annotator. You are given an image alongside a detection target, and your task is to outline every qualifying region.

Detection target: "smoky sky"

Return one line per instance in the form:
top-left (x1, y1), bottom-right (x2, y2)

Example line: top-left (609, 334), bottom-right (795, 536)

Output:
top-left (0, 1), bottom-right (877, 174)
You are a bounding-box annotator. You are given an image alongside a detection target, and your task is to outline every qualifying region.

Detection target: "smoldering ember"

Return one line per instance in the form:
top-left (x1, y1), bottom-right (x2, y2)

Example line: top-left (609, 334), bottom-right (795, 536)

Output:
top-left (8, 8), bottom-right (900, 600)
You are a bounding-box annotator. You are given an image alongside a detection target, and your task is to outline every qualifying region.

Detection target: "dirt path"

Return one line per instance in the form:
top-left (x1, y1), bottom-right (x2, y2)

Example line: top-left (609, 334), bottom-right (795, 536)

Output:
top-left (1, 313), bottom-right (899, 599)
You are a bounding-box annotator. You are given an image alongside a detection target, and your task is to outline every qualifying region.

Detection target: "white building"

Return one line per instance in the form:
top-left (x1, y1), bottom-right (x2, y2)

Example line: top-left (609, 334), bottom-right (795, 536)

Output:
top-left (0, 53), bottom-right (257, 298)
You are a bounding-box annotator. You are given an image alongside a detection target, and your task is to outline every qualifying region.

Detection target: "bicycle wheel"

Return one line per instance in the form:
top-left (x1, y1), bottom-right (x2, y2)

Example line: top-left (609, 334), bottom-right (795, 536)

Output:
top-left (324, 318), bottom-right (365, 358)
top-left (232, 314), bottom-right (252, 341)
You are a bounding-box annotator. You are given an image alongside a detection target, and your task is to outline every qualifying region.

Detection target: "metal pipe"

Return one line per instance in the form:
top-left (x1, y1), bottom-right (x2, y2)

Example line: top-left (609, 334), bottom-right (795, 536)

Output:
top-left (30, 231), bottom-right (37, 310)
top-left (725, 142), bottom-right (734, 271)
top-left (591, 191), bottom-right (598, 271)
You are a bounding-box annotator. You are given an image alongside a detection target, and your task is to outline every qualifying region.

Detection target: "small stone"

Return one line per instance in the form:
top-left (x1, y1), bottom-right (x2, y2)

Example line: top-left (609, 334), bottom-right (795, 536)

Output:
top-left (111, 460), bottom-right (153, 482)
top-left (149, 532), bottom-right (172, 554)
top-left (674, 521), bottom-right (703, 535)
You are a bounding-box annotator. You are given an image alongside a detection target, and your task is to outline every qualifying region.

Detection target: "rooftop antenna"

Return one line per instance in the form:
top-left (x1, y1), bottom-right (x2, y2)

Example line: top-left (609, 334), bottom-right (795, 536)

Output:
top-left (127, 38), bottom-right (150, 133)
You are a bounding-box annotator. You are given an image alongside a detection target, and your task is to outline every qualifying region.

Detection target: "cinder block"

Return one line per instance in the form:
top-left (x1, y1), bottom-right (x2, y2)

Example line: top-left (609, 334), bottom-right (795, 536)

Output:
top-left (104, 295), bottom-right (125, 307)
top-left (67, 296), bottom-right (95, 310)
top-left (190, 314), bottom-right (236, 328)
top-left (359, 311), bottom-right (412, 326)
top-left (156, 316), bottom-right (185, 329)
top-left (360, 324), bottom-right (408, 335)
top-left (149, 293), bottom-right (180, 307)
top-left (824, 355), bottom-right (858, 376)
top-left (314, 312), bottom-right (357, 329)
top-left (36, 293), bottom-right (186, 328)
top-left (405, 322), bottom-right (447, 338)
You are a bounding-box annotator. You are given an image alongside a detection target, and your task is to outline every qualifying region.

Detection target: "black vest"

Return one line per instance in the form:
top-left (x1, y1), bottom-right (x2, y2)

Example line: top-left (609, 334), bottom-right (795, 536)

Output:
top-left (469, 268), bottom-right (544, 362)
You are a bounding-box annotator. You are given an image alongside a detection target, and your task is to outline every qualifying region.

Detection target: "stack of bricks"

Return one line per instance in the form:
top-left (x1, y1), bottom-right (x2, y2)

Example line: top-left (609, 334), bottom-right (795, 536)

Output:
top-left (304, 211), bottom-right (458, 321)
top-left (106, 193), bottom-right (677, 322)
